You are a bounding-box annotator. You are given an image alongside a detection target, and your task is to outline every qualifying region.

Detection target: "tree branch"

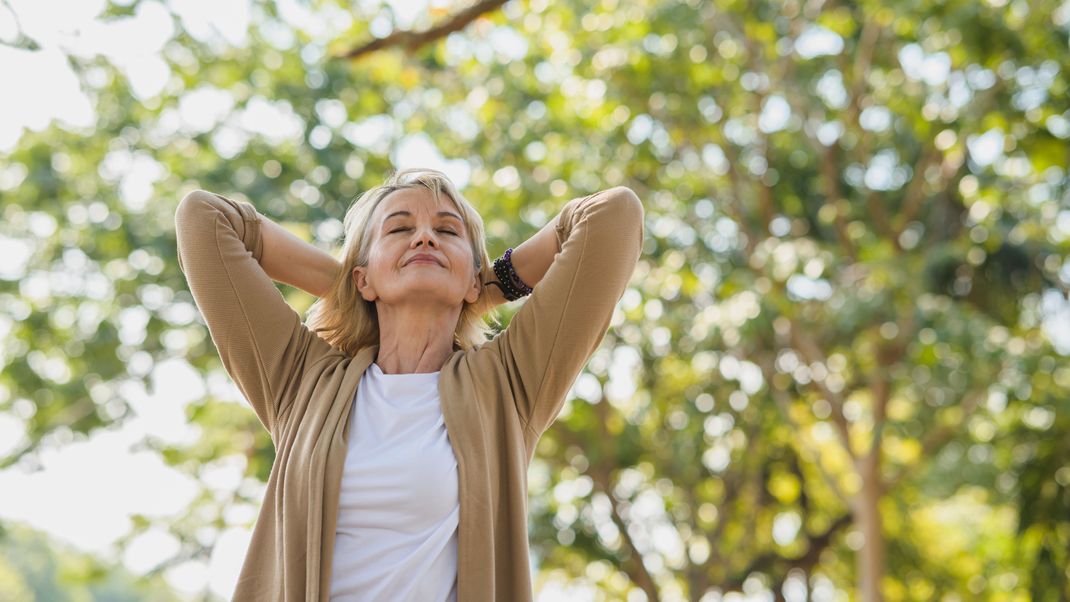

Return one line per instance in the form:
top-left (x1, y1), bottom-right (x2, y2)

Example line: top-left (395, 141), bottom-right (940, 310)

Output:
top-left (866, 309), bottom-right (916, 463)
top-left (560, 395), bottom-right (662, 600)
top-left (721, 512), bottom-right (853, 591)
top-left (820, 145), bottom-right (860, 263)
top-left (0, 0), bottom-right (38, 51)
top-left (333, 0), bottom-right (509, 61)
top-left (589, 461), bottom-right (662, 600)
top-left (893, 75), bottom-right (1007, 244)
top-left (786, 318), bottom-right (857, 461)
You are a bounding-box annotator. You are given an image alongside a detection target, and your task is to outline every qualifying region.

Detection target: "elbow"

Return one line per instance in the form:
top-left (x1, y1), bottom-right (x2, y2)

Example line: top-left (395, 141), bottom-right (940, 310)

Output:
top-left (561, 186), bottom-right (646, 258)
top-left (174, 190), bottom-right (221, 273)
top-left (603, 186), bottom-right (645, 251)
top-left (175, 189), bottom-right (217, 228)
top-left (176, 189), bottom-right (248, 236)
top-left (569, 186), bottom-right (644, 261)
top-left (177, 188), bottom-right (211, 210)
top-left (176, 189), bottom-right (263, 263)
top-left (579, 186), bottom-right (644, 221)
top-left (176, 188), bottom-right (225, 213)
top-left (606, 185), bottom-right (644, 221)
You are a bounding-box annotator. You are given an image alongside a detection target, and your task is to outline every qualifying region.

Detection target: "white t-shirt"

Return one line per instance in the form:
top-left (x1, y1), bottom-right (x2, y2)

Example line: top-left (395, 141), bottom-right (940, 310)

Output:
top-left (328, 361), bottom-right (459, 601)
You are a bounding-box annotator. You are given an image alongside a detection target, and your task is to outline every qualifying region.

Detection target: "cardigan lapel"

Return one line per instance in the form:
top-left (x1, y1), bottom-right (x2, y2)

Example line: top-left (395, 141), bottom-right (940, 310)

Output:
top-left (315, 344), bottom-right (378, 601)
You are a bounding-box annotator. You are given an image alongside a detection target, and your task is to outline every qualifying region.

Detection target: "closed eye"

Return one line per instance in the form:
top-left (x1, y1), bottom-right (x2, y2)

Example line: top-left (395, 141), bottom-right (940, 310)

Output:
top-left (390, 228), bottom-right (458, 235)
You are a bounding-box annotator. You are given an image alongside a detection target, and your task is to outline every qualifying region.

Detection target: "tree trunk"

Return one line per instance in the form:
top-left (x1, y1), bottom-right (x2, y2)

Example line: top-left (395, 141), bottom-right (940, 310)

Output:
top-left (855, 451), bottom-right (885, 601)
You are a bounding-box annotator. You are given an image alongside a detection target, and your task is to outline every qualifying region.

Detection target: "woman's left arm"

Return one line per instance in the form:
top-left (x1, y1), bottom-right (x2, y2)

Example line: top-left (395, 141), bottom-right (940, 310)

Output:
top-left (483, 187), bottom-right (645, 441)
top-left (484, 210), bottom-right (565, 308)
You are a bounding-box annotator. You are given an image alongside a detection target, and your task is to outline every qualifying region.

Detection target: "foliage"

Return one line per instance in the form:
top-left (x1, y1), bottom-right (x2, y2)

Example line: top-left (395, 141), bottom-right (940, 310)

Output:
top-left (1, 0), bottom-right (1068, 598)
top-left (0, 521), bottom-right (188, 601)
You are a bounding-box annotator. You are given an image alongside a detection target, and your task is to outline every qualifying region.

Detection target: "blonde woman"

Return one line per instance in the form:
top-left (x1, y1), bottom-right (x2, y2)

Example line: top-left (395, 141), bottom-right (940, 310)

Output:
top-left (174, 168), bottom-right (644, 601)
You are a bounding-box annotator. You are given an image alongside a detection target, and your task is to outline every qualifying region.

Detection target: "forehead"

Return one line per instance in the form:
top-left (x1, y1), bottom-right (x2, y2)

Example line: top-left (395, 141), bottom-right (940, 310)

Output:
top-left (377, 188), bottom-right (463, 224)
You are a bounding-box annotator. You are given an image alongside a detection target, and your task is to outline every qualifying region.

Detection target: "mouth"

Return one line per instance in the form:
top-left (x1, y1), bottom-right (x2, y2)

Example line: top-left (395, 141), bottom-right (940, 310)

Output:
top-left (406, 255), bottom-right (443, 266)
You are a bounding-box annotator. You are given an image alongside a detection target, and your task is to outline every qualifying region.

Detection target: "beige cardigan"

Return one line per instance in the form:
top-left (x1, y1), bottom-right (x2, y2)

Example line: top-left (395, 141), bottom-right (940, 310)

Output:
top-left (174, 185), bottom-right (644, 601)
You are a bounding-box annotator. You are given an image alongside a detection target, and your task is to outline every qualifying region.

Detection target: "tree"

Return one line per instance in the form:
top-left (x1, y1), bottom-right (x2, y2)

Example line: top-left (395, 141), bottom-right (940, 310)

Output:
top-left (1, 0), bottom-right (1067, 598)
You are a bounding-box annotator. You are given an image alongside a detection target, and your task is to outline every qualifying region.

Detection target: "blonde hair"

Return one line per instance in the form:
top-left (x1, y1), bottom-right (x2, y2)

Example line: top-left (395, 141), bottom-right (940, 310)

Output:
top-left (306, 167), bottom-right (501, 356)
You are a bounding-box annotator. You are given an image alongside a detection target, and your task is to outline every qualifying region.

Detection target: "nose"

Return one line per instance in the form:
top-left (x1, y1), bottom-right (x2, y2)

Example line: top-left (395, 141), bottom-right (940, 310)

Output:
top-left (411, 224), bottom-right (439, 249)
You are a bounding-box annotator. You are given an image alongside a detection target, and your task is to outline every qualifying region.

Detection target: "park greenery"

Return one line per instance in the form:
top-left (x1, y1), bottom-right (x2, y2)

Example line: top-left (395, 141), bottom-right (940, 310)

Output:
top-left (1, 0), bottom-right (1068, 599)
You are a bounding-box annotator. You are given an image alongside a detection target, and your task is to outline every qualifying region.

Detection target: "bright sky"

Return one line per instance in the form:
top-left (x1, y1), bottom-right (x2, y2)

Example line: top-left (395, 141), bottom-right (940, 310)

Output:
top-left (0, 0), bottom-right (1068, 600)
top-left (0, 0), bottom-right (520, 193)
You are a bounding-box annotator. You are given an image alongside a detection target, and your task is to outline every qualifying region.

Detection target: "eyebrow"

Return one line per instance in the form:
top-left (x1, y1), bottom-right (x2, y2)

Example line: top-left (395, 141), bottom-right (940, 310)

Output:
top-left (383, 210), bottom-right (464, 225)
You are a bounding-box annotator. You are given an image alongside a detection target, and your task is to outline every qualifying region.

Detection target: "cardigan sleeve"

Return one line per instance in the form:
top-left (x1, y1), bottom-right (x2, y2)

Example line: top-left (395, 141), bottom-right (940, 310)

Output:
top-left (488, 186), bottom-right (644, 440)
top-left (174, 189), bottom-right (335, 439)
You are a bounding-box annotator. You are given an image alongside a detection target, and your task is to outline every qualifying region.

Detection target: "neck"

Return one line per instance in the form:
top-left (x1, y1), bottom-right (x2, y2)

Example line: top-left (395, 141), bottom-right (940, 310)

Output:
top-left (373, 301), bottom-right (460, 374)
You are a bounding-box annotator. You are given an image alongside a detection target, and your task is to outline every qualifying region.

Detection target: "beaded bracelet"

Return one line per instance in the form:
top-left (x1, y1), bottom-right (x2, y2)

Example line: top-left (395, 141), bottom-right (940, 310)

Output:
top-left (487, 247), bottom-right (534, 302)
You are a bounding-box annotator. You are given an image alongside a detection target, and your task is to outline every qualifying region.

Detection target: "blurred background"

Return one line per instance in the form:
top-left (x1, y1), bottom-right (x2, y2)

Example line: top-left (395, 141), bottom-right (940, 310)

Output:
top-left (1, 0), bottom-right (1069, 600)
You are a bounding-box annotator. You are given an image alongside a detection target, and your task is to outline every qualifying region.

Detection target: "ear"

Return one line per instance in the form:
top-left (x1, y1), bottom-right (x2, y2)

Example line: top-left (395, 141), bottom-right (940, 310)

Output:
top-left (464, 269), bottom-right (482, 305)
top-left (352, 265), bottom-right (378, 302)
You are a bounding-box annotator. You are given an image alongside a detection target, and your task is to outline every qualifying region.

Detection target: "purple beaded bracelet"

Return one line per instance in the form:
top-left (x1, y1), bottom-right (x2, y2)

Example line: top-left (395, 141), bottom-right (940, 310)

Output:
top-left (487, 247), bottom-right (534, 301)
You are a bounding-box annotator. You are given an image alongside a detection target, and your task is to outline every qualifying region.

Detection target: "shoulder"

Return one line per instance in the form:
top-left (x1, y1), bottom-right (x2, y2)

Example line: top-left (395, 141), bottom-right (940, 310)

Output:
top-left (445, 337), bottom-right (508, 387)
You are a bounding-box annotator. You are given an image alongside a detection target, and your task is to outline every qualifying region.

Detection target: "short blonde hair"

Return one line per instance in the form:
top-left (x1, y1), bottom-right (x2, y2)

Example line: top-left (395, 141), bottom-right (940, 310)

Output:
top-left (305, 168), bottom-right (501, 356)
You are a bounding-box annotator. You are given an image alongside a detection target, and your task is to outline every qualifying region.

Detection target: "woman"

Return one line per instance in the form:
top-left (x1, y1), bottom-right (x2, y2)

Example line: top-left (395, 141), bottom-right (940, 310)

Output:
top-left (174, 168), bottom-right (644, 601)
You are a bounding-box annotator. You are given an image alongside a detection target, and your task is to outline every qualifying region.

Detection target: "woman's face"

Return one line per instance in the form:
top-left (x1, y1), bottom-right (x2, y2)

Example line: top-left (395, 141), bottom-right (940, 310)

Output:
top-left (352, 187), bottom-right (482, 311)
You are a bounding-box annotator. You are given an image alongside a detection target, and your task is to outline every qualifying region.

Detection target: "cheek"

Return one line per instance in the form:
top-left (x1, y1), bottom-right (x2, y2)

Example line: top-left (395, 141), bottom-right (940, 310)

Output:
top-left (362, 256), bottom-right (391, 283)
top-left (372, 241), bottom-right (402, 265)
top-left (453, 238), bottom-right (474, 260)
top-left (454, 250), bottom-right (477, 275)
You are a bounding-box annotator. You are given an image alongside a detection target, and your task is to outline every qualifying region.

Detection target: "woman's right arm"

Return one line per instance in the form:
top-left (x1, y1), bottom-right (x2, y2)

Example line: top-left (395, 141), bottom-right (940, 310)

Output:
top-left (258, 217), bottom-right (341, 298)
top-left (175, 190), bottom-right (335, 439)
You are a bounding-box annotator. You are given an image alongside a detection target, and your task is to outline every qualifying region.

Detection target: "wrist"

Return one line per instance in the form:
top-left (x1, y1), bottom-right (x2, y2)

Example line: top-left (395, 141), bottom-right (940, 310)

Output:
top-left (491, 248), bottom-right (534, 301)
top-left (314, 259), bottom-right (342, 297)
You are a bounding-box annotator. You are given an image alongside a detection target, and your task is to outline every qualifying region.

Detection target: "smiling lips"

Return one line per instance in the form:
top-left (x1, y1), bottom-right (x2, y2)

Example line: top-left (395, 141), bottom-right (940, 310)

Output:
top-left (405, 253), bottom-right (443, 266)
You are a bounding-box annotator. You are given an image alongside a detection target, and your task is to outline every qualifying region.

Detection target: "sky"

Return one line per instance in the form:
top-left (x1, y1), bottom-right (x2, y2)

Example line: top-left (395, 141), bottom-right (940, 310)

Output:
top-left (0, 0), bottom-right (1068, 600)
